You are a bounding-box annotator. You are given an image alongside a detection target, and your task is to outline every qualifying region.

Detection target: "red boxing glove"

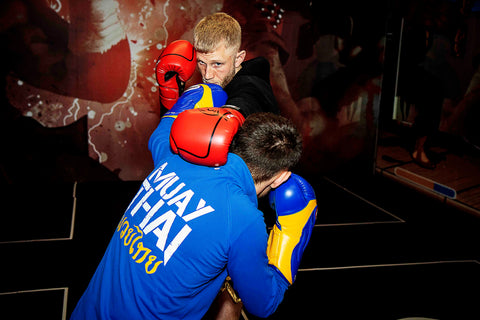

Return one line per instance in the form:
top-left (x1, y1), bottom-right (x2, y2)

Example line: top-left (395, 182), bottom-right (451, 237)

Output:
top-left (170, 108), bottom-right (245, 167)
top-left (155, 40), bottom-right (197, 109)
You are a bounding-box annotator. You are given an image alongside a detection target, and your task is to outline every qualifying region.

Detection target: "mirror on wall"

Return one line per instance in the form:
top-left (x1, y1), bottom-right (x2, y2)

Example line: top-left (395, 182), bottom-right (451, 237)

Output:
top-left (375, 0), bottom-right (480, 215)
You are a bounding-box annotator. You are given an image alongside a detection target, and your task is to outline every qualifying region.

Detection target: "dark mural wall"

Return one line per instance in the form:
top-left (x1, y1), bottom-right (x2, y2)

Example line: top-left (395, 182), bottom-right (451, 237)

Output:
top-left (0, 0), bottom-right (389, 183)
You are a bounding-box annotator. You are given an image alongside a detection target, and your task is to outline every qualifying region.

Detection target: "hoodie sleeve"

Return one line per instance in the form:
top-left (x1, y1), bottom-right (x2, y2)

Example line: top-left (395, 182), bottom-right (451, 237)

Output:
top-left (224, 57), bottom-right (279, 117)
top-left (226, 215), bottom-right (290, 317)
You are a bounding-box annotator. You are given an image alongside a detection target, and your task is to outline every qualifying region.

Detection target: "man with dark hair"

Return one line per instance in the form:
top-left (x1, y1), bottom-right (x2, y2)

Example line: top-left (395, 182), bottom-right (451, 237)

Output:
top-left (230, 112), bottom-right (303, 187)
top-left (70, 84), bottom-right (317, 319)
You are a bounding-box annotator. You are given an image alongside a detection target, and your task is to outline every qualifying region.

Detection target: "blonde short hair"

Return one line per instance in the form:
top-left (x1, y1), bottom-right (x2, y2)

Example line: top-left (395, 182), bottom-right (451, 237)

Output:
top-left (193, 12), bottom-right (241, 54)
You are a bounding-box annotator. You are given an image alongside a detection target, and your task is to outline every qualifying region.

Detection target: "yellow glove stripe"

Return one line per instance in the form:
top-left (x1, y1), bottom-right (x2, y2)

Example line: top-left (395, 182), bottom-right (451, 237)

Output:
top-left (267, 199), bottom-right (317, 284)
top-left (194, 84), bottom-right (214, 109)
top-left (161, 84), bottom-right (214, 120)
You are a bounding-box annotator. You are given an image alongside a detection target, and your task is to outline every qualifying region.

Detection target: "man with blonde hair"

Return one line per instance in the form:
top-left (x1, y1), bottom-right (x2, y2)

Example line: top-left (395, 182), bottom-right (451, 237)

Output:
top-left (193, 12), bottom-right (279, 117)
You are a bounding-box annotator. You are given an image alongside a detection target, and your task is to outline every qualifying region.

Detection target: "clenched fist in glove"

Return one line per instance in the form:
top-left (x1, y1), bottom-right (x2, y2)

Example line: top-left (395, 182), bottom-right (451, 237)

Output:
top-left (155, 40), bottom-right (197, 109)
top-left (267, 173), bottom-right (317, 284)
top-left (163, 83), bottom-right (228, 119)
top-left (170, 107), bottom-right (244, 167)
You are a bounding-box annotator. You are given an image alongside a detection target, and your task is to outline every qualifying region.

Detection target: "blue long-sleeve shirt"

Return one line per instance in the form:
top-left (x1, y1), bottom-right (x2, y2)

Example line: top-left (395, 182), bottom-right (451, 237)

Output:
top-left (70, 116), bottom-right (289, 319)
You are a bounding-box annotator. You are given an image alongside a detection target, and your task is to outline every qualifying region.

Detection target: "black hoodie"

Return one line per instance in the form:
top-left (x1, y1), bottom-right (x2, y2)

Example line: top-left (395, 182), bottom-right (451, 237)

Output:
top-left (224, 56), bottom-right (279, 117)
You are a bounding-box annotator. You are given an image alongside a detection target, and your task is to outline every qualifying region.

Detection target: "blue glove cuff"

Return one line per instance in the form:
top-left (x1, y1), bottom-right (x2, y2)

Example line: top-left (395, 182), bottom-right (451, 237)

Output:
top-left (163, 83), bottom-right (227, 118)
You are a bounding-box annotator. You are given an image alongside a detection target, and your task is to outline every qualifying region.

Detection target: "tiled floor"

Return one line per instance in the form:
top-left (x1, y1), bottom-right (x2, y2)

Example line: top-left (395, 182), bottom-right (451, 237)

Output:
top-left (376, 129), bottom-right (480, 216)
top-left (1, 173), bottom-right (479, 320)
top-left (251, 175), bottom-right (480, 319)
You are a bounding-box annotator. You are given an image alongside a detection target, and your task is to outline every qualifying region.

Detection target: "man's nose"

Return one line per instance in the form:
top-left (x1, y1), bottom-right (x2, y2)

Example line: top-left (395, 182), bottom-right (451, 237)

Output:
top-left (204, 65), bottom-right (214, 80)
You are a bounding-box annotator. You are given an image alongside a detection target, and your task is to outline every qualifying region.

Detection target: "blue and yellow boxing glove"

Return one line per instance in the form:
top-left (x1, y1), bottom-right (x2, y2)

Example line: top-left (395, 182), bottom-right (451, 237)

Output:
top-left (162, 83), bottom-right (228, 119)
top-left (267, 173), bottom-right (318, 284)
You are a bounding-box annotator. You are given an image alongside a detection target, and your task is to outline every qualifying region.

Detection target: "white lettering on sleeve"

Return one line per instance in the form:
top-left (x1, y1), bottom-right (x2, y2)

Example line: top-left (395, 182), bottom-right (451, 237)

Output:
top-left (182, 199), bottom-right (215, 222)
top-left (139, 198), bottom-right (165, 229)
top-left (143, 210), bottom-right (176, 251)
top-left (166, 190), bottom-right (194, 217)
top-left (151, 171), bottom-right (176, 186)
top-left (147, 162), bottom-right (168, 182)
top-left (130, 188), bottom-right (154, 217)
top-left (163, 225), bottom-right (192, 265)
top-left (156, 175), bottom-right (185, 200)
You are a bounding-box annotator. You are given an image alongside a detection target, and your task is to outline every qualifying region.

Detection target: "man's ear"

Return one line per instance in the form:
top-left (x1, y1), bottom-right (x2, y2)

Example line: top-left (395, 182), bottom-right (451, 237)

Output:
top-left (271, 171), bottom-right (291, 189)
top-left (235, 50), bottom-right (246, 68)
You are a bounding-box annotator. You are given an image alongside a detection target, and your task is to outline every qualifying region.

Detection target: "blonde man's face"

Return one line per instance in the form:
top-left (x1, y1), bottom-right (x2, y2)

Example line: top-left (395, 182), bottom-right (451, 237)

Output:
top-left (196, 43), bottom-right (243, 88)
